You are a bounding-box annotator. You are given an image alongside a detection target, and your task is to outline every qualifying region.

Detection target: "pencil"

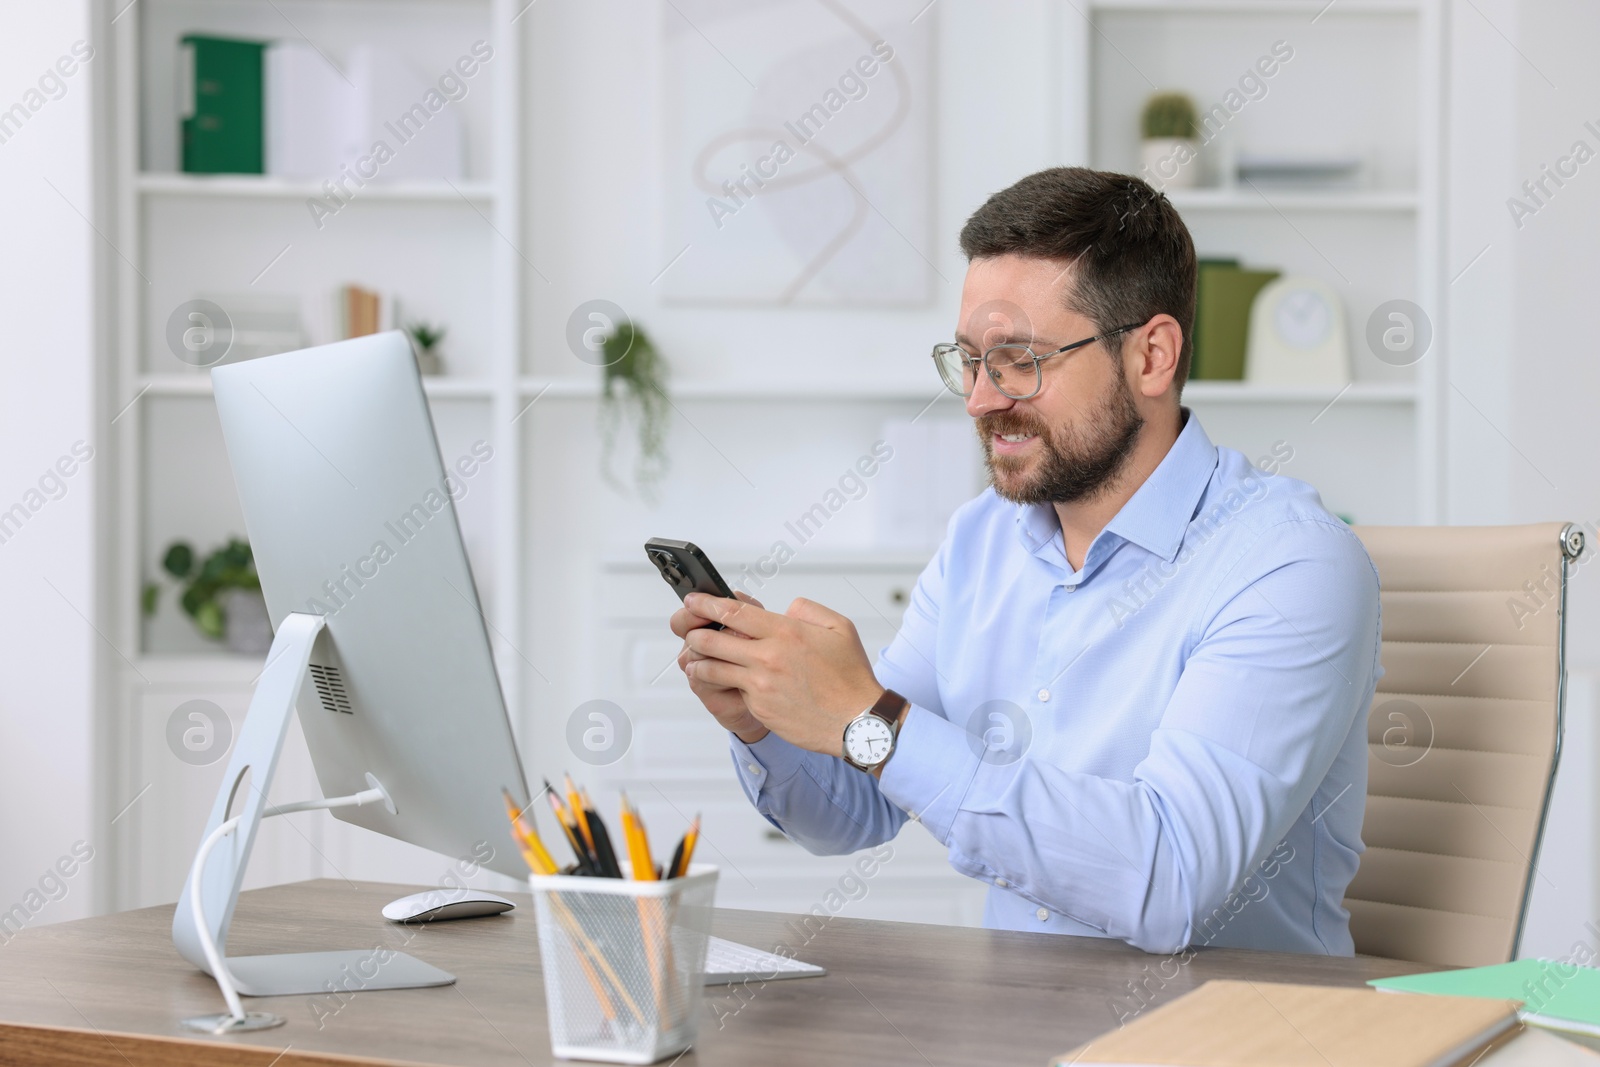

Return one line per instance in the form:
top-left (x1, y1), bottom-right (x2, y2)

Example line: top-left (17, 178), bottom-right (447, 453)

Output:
top-left (565, 774), bottom-right (595, 854)
top-left (676, 814), bottom-right (700, 878)
top-left (545, 785), bottom-right (597, 875)
top-left (620, 796), bottom-right (646, 883)
top-left (503, 788), bottom-right (558, 875)
top-left (620, 794), bottom-right (654, 881)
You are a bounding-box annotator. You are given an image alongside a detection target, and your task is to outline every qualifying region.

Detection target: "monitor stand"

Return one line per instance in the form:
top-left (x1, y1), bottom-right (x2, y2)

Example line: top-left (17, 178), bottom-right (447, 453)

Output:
top-left (171, 612), bottom-right (455, 1029)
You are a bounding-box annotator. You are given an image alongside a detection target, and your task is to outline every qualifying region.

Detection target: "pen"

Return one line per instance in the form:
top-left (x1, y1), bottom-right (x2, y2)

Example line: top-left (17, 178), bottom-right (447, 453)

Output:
top-left (583, 802), bottom-right (624, 879)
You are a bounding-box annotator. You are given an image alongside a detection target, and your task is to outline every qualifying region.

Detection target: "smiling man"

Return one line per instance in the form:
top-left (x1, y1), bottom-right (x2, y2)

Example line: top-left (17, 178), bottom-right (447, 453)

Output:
top-left (671, 167), bottom-right (1381, 955)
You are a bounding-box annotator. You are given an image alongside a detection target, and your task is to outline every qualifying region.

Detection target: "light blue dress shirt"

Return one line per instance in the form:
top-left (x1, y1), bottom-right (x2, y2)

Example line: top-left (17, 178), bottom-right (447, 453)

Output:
top-left (729, 409), bottom-right (1382, 955)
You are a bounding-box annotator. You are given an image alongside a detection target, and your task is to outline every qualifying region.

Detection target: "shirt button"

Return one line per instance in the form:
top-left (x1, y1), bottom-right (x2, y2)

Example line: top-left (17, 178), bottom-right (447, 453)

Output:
top-left (746, 763), bottom-right (762, 775)
top-left (995, 877), bottom-right (1008, 887)
top-left (1037, 689), bottom-right (1050, 702)
top-left (1036, 908), bottom-right (1049, 922)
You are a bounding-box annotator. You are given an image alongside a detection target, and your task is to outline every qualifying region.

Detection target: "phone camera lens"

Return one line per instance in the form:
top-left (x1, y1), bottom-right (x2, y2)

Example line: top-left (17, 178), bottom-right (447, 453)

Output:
top-left (649, 551), bottom-right (685, 585)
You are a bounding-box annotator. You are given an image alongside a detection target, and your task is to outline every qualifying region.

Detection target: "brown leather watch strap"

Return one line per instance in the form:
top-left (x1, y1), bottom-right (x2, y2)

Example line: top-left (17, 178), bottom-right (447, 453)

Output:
top-left (871, 689), bottom-right (909, 730)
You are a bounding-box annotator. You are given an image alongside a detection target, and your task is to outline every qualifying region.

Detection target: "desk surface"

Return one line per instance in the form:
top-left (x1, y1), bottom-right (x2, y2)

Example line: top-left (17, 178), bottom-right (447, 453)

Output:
top-left (0, 879), bottom-right (1431, 1066)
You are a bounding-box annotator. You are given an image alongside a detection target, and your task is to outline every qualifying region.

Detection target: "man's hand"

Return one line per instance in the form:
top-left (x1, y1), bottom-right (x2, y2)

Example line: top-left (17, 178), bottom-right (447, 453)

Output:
top-left (671, 592), bottom-right (770, 744)
top-left (679, 593), bottom-right (884, 757)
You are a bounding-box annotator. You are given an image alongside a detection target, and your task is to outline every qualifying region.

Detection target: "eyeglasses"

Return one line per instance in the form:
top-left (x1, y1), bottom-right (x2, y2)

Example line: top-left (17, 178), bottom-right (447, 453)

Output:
top-left (931, 324), bottom-right (1144, 399)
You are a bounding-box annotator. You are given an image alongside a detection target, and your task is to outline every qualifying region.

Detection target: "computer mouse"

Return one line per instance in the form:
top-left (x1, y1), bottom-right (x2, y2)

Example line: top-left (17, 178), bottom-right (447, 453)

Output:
top-left (381, 890), bottom-right (516, 924)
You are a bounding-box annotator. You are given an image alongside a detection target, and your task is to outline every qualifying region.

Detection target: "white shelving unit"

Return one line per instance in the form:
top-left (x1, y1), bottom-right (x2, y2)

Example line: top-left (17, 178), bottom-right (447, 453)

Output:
top-left (1081, 0), bottom-right (1444, 522)
top-left (107, 0), bottom-right (527, 909)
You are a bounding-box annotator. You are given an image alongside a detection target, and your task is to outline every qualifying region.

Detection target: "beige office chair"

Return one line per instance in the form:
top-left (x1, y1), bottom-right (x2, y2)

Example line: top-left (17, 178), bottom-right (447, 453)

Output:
top-left (1342, 522), bottom-right (1585, 968)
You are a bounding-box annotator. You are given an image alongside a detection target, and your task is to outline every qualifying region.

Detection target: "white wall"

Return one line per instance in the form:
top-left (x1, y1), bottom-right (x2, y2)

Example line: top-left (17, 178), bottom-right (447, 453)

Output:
top-left (1445, 0), bottom-right (1600, 958)
top-left (516, 0), bottom-right (1073, 772)
top-left (0, 0), bottom-right (104, 925)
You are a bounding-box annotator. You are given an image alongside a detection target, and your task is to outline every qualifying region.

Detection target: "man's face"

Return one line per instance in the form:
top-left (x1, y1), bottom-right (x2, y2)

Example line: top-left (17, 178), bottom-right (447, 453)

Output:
top-left (956, 254), bottom-right (1145, 506)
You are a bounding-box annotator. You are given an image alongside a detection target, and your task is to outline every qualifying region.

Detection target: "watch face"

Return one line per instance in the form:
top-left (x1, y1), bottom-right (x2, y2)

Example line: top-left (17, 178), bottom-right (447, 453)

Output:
top-left (844, 715), bottom-right (895, 767)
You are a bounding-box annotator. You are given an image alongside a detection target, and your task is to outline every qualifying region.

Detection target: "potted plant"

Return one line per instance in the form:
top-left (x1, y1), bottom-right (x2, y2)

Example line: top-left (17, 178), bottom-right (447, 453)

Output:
top-left (405, 321), bottom-right (447, 376)
top-left (143, 538), bottom-right (273, 654)
top-left (1140, 92), bottom-right (1200, 190)
top-left (598, 320), bottom-right (670, 503)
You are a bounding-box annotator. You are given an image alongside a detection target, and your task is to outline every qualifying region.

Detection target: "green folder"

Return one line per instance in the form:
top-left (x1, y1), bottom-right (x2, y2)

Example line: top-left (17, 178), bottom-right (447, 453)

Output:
top-left (180, 34), bottom-right (266, 174)
top-left (1192, 262), bottom-right (1278, 381)
top-left (1189, 258), bottom-right (1236, 381)
top-left (1371, 958), bottom-right (1600, 1037)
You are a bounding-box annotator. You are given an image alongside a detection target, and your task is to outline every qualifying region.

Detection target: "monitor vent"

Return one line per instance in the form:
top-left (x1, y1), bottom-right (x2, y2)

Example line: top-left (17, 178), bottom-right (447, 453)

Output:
top-left (308, 664), bottom-right (353, 714)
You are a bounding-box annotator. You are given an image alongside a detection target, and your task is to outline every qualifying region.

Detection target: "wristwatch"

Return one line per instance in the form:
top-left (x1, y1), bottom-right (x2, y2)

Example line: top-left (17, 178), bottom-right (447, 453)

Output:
top-left (841, 689), bottom-right (909, 771)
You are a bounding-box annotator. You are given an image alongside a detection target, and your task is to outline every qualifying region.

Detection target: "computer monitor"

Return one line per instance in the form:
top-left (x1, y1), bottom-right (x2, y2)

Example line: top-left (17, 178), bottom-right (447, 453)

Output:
top-left (172, 332), bottom-right (531, 1016)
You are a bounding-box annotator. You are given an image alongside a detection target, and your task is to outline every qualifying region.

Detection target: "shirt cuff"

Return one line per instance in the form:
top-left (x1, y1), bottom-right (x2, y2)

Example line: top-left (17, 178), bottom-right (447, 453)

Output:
top-left (728, 729), bottom-right (810, 805)
top-left (875, 704), bottom-right (981, 843)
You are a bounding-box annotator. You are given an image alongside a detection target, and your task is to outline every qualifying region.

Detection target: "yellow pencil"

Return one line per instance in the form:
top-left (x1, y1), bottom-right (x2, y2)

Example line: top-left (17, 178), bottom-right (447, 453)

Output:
top-left (564, 774), bottom-right (594, 855)
top-left (503, 789), bottom-right (558, 875)
top-left (677, 816), bottom-right (700, 878)
top-left (546, 790), bottom-right (595, 875)
top-left (619, 794), bottom-right (656, 881)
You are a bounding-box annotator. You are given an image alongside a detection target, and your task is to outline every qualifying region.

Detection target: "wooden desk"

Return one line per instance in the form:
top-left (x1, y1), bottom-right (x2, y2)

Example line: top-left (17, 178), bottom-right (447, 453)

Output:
top-left (0, 879), bottom-right (1430, 1066)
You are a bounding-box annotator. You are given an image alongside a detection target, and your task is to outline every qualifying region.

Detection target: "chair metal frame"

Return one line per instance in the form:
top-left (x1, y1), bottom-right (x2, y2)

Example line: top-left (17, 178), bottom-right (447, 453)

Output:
top-left (1510, 522), bottom-right (1587, 958)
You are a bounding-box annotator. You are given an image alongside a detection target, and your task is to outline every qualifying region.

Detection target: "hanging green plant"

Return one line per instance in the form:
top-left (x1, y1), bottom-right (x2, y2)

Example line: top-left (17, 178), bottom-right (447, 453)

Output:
top-left (599, 320), bottom-right (670, 502)
top-left (143, 537), bottom-right (260, 639)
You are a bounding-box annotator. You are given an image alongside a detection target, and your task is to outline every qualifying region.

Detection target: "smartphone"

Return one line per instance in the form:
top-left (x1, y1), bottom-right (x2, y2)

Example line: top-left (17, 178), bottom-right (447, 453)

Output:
top-left (644, 538), bottom-right (736, 630)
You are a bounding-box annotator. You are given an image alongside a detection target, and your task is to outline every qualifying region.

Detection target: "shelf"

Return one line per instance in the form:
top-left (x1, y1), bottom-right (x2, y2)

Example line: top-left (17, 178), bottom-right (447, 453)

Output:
top-left (516, 378), bottom-right (952, 402)
top-left (1090, 0), bottom-right (1417, 13)
top-left (131, 654), bottom-right (267, 688)
top-left (135, 173), bottom-right (495, 204)
top-left (138, 374), bottom-right (1409, 406)
top-left (516, 378), bottom-right (1416, 404)
top-left (138, 374), bottom-right (496, 399)
top-left (418, 378), bottom-right (498, 399)
top-left (1166, 188), bottom-right (1418, 212)
top-left (1183, 381), bottom-right (1416, 403)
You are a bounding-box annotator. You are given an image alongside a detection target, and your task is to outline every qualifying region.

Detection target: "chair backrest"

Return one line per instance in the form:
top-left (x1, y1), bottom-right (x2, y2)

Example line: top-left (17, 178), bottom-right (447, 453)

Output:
top-left (1343, 522), bottom-right (1583, 967)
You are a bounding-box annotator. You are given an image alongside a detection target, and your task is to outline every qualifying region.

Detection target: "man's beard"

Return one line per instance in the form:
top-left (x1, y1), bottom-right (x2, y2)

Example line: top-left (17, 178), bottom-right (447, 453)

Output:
top-left (976, 370), bottom-right (1145, 506)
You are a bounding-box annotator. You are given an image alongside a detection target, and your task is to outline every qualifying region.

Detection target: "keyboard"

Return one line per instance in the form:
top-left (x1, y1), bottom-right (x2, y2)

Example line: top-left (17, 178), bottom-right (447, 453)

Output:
top-left (701, 935), bottom-right (826, 985)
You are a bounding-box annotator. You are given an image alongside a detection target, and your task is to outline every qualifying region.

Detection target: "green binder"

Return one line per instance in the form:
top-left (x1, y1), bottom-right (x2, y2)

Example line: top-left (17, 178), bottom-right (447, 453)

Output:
top-left (1189, 258), bottom-right (1236, 380)
top-left (1192, 261), bottom-right (1278, 380)
top-left (180, 34), bottom-right (266, 174)
top-left (1371, 958), bottom-right (1600, 1037)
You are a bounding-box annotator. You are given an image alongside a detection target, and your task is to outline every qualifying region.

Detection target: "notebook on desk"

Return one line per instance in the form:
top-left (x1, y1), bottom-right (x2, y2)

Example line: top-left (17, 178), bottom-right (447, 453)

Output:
top-left (1371, 959), bottom-right (1600, 1039)
top-left (1054, 979), bottom-right (1519, 1067)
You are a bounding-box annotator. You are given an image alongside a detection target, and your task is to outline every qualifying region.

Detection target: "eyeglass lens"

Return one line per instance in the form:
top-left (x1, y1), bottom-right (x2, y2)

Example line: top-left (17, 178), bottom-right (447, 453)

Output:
top-left (938, 344), bottom-right (1039, 398)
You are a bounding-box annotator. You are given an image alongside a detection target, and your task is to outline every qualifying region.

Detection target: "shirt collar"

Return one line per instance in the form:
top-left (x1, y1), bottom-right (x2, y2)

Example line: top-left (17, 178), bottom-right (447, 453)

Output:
top-left (1012, 407), bottom-right (1218, 567)
top-left (1103, 407), bottom-right (1217, 563)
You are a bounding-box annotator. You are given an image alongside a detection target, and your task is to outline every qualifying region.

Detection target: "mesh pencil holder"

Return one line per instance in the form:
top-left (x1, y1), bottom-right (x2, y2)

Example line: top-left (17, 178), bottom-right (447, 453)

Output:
top-left (530, 866), bottom-right (718, 1064)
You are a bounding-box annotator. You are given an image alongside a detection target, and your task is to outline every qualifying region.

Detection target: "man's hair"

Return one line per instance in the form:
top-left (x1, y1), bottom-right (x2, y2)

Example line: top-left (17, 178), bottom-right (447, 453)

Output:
top-left (958, 167), bottom-right (1198, 394)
